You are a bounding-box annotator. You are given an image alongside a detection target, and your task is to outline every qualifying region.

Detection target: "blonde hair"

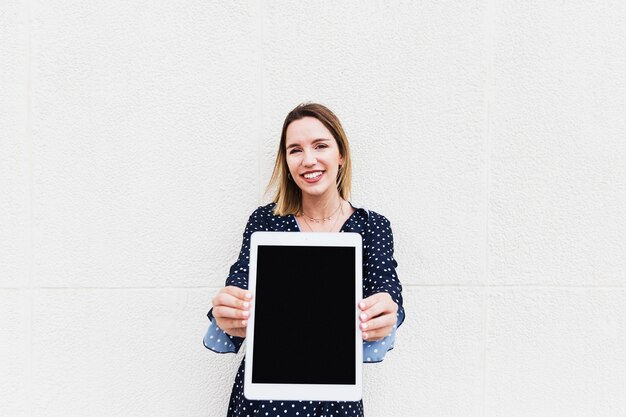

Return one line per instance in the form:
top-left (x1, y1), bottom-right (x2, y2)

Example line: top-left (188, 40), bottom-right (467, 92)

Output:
top-left (265, 103), bottom-right (352, 216)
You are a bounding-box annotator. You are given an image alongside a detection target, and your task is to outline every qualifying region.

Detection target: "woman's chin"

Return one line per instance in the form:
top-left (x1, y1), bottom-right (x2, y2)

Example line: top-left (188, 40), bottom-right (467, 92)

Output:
top-left (297, 183), bottom-right (335, 198)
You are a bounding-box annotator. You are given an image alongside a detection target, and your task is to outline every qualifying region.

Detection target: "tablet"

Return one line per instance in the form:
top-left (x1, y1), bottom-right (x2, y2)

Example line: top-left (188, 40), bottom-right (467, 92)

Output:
top-left (244, 231), bottom-right (363, 401)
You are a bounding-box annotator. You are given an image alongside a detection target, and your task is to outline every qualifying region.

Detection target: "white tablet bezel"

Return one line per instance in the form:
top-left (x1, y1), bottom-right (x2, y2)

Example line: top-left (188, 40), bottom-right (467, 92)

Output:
top-left (244, 231), bottom-right (363, 402)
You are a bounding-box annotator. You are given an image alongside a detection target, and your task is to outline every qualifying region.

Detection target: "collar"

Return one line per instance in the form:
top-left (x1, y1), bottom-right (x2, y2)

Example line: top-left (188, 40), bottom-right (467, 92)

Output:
top-left (265, 201), bottom-right (369, 231)
top-left (347, 201), bottom-right (370, 219)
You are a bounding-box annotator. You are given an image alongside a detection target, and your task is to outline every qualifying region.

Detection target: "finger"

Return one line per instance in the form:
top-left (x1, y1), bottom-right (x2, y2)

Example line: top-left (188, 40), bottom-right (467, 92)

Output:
top-left (213, 305), bottom-right (250, 320)
top-left (359, 302), bottom-right (386, 321)
top-left (359, 296), bottom-right (397, 321)
top-left (226, 328), bottom-right (247, 338)
top-left (361, 302), bottom-right (398, 322)
top-left (222, 286), bottom-right (253, 301)
top-left (363, 326), bottom-right (394, 341)
top-left (212, 292), bottom-right (251, 310)
top-left (216, 317), bottom-right (248, 331)
top-left (215, 320), bottom-right (247, 338)
top-left (358, 292), bottom-right (392, 311)
top-left (360, 313), bottom-right (397, 332)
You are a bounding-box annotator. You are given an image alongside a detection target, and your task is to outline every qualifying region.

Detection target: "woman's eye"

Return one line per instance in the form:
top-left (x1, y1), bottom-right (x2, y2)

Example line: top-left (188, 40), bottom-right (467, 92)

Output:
top-left (316, 144), bottom-right (328, 150)
top-left (289, 148), bottom-right (301, 154)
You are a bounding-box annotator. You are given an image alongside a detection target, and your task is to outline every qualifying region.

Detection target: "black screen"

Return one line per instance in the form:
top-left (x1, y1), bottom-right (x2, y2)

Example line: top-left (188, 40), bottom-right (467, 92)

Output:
top-left (252, 245), bottom-right (356, 384)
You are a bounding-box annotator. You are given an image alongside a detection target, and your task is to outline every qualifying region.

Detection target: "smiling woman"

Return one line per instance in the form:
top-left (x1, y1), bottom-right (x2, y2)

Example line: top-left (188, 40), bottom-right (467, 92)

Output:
top-left (204, 103), bottom-right (405, 417)
top-left (267, 103), bottom-right (352, 222)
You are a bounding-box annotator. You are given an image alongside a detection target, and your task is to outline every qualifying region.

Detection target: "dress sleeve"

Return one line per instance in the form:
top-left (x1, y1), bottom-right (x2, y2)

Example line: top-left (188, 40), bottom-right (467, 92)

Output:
top-left (362, 213), bottom-right (405, 363)
top-left (203, 206), bottom-right (268, 354)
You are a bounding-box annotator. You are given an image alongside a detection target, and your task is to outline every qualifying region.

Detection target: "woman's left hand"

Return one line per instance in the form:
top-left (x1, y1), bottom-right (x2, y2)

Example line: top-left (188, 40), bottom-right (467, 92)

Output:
top-left (358, 292), bottom-right (398, 341)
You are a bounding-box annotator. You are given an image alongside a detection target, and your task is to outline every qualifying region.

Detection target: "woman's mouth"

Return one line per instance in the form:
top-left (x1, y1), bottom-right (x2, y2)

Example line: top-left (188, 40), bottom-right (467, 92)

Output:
top-left (301, 171), bottom-right (324, 183)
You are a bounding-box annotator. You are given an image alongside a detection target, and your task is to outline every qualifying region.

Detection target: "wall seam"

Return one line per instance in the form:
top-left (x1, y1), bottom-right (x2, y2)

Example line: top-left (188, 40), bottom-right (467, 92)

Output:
top-left (25, 0), bottom-right (35, 415)
top-left (481, 0), bottom-right (496, 414)
top-left (13, 284), bottom-right (626, 290)
top-left (255, 0), bottom-right (266, 202)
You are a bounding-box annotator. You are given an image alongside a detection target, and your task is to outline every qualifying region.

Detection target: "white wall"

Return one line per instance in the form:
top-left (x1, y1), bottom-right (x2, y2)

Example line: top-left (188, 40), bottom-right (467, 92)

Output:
top-left (1, 1), bottom-right (625, 416)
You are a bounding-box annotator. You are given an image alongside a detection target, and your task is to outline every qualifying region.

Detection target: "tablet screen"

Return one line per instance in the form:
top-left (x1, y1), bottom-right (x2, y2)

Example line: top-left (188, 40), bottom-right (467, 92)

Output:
top-left (252, 245), bottom-right (356, 385)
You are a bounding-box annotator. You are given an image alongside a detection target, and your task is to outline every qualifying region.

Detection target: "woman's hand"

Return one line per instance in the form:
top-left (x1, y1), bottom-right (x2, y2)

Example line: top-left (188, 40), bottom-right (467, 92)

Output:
top-left (358, 292), bottom-right (398, 341)
top-left (212, 286), bottom-right (252, 338)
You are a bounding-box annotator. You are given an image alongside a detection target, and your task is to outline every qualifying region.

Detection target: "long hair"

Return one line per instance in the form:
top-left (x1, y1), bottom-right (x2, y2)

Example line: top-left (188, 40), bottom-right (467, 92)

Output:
top-left (265, 103), bottom-right (352, 216)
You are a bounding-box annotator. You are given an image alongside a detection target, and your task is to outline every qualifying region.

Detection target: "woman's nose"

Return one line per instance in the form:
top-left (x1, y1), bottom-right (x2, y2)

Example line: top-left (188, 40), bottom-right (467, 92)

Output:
top-left (302, 150), bottom-right (317, 166)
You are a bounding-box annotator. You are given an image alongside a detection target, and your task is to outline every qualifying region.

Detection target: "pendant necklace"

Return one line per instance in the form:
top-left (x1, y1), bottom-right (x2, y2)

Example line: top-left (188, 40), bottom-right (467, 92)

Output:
top-left (302, 202), bottom-right (344, 233)
top-left (301, 201), bottom-right (342, 223)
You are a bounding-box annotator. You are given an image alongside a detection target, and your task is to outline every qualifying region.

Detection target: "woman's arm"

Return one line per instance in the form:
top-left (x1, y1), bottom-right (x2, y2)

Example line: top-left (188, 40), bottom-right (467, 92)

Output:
top-left (203, 206), bottom-right (269, 353)
top-left (359, 212), bottom-right (405, 360)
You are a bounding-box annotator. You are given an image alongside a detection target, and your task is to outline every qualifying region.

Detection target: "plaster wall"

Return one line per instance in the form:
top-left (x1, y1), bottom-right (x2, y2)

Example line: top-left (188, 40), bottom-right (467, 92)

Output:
top-left (1, 1), bottom-right (625, 416)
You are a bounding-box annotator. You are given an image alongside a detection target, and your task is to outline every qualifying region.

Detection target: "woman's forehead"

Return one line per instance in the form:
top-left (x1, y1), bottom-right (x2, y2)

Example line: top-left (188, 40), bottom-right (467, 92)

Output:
top-left (285, 117), bottom-right (333, 145)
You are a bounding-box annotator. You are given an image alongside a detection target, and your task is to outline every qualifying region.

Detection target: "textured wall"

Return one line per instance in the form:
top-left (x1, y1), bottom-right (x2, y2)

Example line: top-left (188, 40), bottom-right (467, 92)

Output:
top-left (1, 1), bottom-right (625, 416)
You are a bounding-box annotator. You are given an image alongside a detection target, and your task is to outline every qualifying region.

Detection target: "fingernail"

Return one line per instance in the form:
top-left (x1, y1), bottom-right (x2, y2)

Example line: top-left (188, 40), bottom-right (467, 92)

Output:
top-left (242, 311), bottom-right (249, 318)
top-left (359, 302), bottom-right (366, 309)
top-left (242, 320), bottom-right (247, 326)
top-left (243, 301), bottom-right (250, 309)
top-left (245, 293), bottom-right (252, 299)
top-left (362, 332), bottom-right (368, 339)
top-left (360, 313), bottom-right (367, 321)
top-left (361, 322), bottom-right (368, 330)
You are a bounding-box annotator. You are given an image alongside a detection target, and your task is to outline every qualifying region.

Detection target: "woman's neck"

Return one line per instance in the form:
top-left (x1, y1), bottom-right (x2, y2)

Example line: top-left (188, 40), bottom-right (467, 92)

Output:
top-left (300, 192), bottom-right (343, 220)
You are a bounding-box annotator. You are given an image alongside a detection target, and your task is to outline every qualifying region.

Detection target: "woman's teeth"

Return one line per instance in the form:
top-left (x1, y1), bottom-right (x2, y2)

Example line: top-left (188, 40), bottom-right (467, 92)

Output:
top-left (303, 172), bottom-right (322, 179)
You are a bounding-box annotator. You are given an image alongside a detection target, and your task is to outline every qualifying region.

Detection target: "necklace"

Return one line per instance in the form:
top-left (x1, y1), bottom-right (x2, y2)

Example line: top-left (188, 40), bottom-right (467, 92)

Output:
top-left (301, 203), bottom-right (344, 233)
top-left (301, 201), bottom-right (342, 223)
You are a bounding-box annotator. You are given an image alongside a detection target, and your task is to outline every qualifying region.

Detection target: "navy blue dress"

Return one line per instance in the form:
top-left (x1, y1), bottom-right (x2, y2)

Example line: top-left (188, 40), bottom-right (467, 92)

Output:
top-left (204, 202), bottom-right (405, 417)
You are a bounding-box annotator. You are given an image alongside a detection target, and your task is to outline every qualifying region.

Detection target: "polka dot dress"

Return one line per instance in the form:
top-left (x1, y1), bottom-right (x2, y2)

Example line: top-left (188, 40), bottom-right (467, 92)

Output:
top-left (206, 202), bottom-right (405, 417)
top-left (228, 359), bottom-right (365, 417)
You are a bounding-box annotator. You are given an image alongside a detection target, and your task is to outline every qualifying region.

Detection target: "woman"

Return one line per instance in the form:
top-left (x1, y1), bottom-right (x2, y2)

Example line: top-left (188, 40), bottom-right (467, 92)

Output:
top-left (204, 103), bottom-right (405, 417)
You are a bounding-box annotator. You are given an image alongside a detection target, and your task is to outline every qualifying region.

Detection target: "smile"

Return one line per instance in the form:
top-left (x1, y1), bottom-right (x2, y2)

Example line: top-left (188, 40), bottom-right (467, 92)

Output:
top-left (303, 171), bottom-right (322, 179)
top-left (301, 171), bottom-right (324, 183)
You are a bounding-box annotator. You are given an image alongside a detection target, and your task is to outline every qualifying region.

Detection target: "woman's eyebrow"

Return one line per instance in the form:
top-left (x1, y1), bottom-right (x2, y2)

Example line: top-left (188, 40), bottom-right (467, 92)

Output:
top-left (286, 138), bottom-right (331, 149)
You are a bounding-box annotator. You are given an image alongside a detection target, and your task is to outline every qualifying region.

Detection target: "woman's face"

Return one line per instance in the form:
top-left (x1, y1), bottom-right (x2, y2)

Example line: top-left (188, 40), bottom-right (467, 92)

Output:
top-left (285, 116), bottom-right (344, 199)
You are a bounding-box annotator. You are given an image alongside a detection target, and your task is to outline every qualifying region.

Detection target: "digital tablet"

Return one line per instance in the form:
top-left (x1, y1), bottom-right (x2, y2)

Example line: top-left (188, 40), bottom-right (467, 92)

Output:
top-left (244, 231), bottom-right (363, 401)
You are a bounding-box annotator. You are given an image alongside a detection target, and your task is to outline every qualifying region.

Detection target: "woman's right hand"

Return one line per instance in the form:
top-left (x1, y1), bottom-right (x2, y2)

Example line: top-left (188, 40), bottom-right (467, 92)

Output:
top-left (212, 286), bottom-right (252, 338)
